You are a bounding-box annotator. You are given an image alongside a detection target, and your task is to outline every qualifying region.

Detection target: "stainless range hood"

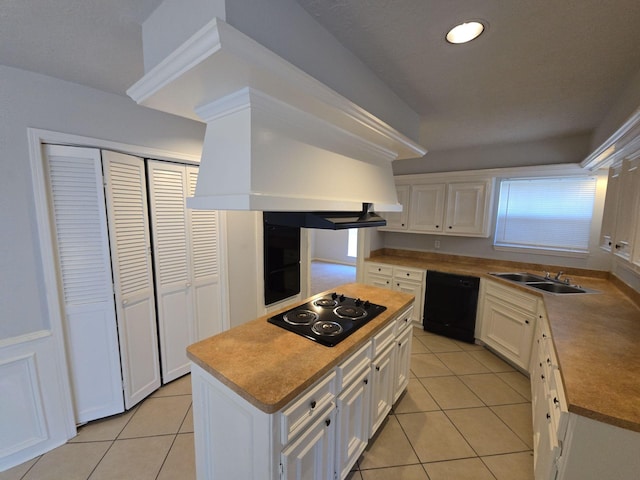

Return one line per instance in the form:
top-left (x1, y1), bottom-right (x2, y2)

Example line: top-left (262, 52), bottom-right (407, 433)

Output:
top-left (127, 18), bottom-right (426, 213)
top-left (264, 203), bottom-right (386, 230)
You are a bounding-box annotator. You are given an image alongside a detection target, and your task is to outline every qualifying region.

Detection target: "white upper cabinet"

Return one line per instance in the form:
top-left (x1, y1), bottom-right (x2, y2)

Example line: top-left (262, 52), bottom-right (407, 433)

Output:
top-left (380, 175), bottom-right (495, 238)
top-left (445, 181), bottom-right (492, 236)
top-left (408, 183), bottom-right (446, 233)
top-left (601, 156), bottom-right (640, 269)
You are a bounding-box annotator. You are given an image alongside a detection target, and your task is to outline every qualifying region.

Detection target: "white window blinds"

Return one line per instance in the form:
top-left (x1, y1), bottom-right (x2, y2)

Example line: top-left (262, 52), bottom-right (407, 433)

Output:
top-left (494, 176), bottom-right (597, 254)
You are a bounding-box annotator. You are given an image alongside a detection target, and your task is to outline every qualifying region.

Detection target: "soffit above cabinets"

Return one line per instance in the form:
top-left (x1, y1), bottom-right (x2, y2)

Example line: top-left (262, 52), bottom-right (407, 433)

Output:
top-left (127, 17), bottom-right (427, 212)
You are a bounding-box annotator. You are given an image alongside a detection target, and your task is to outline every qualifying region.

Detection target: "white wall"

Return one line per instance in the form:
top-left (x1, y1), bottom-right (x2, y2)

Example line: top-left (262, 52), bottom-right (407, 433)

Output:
top-left (311, 229), bottom-right (355, 265)
top-left (0, 64), bottom-right (207, 471)
top-left (393, 132), bottom-right (592, 175)
top-left (0, 65), bottom-right (206, 340)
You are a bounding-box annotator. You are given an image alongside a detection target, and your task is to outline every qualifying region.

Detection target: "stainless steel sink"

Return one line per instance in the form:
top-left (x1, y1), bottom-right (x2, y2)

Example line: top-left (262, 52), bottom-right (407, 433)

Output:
top-left (528, 282), bottom-right (588, 294)
top-left (491, 272), bottom-right (547, 283)
top-left (490, 272), bottom-right (599, 295)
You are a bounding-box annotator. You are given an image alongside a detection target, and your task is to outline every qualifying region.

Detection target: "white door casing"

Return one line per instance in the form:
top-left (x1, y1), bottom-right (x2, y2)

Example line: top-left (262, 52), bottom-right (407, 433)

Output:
top-left (103, 150), bottom-right (161, 408)
top-left (44, 145), bottom-right (124, 423)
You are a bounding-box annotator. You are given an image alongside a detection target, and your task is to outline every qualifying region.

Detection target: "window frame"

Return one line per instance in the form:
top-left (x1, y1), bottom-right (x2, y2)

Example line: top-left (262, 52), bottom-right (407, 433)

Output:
top-left (493, 175), bottom-right (598, 258)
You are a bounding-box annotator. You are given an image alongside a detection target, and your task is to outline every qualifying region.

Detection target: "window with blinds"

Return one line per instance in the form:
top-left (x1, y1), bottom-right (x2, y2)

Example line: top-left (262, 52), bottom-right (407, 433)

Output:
top-left (494, 176), bottom-right (597, 255)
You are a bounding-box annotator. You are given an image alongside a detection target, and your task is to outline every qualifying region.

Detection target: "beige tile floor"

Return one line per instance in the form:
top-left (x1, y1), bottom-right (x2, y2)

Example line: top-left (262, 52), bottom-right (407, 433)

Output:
top-left (1, 327), bottom-right (534, 480)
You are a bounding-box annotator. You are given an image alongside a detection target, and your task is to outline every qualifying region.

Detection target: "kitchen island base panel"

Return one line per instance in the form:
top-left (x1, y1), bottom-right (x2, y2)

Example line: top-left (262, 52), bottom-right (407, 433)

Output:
top-left (191, 364), bottom-right (278, 480)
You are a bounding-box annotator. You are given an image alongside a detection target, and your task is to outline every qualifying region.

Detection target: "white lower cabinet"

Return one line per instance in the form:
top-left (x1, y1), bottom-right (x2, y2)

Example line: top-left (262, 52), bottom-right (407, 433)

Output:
top-left (281, 405), bottom-right (336, 480)
top-left (364, 262), bottom-right (425, 324)
top-left (478, 280), bottom-right (537, 371)
top-left (191, 303), bottom-right (414, 480)
top-left (335, 366), bottom-right (370, 479)
top-left (529, 307), bottom-right (640, 480)
top-left (369, 342), bottom-right (395, 438)
top-left (393, 323), bottom-right (413, 403)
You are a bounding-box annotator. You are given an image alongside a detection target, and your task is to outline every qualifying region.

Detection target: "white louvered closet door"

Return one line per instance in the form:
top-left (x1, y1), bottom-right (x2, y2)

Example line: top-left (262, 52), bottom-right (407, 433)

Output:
top-left (102, 151), bottom-right (161, 408)
top-left (147, 161), bottom-right (194, 383)
top-left (45, 145), bottom-right (124, 424)
top-left (186, 166), bottom-right (224, 340)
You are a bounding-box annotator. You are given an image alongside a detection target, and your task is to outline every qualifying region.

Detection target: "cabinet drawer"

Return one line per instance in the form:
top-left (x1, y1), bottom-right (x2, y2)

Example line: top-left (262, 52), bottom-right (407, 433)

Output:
top-left (485, 280), bottom-right (538, 313)
top-left (280, 371), bottom-right (336, 445)
top-left (372, 320), bottom-right (395, 357)
top-left (366, 263), bottom-right (393, 277)
top-left (336, 341), bottom-right (372, 391)
top-left (393, 267), bottom-right (425, 282)
top-left (395, 306), bottom-right (414, 333)
top-left (365, 273), bottom-right (392, 289)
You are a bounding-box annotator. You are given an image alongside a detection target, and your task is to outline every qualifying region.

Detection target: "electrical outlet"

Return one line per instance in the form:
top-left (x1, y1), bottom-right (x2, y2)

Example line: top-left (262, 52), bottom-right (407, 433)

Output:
top-left (434, 240), bottom-right (440, 249)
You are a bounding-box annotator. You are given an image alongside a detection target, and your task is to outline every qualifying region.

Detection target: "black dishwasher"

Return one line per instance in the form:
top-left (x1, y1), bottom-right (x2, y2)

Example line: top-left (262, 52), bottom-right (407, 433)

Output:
top-left (423, 270), bottom-right (480, 343)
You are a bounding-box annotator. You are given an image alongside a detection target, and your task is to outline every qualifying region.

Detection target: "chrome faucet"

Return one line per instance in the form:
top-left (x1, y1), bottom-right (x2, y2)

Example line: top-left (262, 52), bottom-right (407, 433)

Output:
top-left (554, 271), bottom-right (564, 280)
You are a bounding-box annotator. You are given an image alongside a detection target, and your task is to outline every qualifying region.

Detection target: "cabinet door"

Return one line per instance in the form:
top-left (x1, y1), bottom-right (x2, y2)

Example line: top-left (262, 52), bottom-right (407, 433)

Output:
top-left (370, 343), bottom-right (395, 437)
top-left (335, 367), bottom-right (370, 479)
top-left (148, 161), bottom-right (194, 383)
top-left (281, 406), bottom-right (336, 480)
top-left (103, 151), bottom-right (161, 409)
top-left (408, 183), bottom-right (446, 232)
top-left (600, 165), bottom-right (620, 251)
top-left (393, 280), bottom-right (422, 323)
top-left (45, 145), bottom-right (124, 423)
top-left (613, 158), bottom-right (640, 260)
top-left (445, 181), bottom-right (489, 236)
top-left (379, 185), bottom-right (410, 230)
top-left (186, 166), bottom-right (224, 340)
top-left (481, 294), bottom-right (534, 370)
top-left (393, 326), bottom-right (412, 403)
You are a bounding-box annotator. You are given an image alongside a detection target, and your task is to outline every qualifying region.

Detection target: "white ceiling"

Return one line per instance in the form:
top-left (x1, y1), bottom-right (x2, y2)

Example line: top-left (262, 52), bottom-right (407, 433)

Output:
top-left (2, 0), bottom-right (640, 151)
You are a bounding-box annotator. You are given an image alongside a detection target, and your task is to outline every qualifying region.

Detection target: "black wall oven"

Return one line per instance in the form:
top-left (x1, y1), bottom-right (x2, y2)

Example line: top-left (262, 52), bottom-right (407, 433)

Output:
top-left (263, 216), bottom-right (301, 305)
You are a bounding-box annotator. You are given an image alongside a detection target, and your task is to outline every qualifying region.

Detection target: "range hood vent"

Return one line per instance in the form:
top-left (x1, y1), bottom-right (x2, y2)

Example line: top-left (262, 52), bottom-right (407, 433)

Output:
top-left (264, 203), bottom-right (386, 230)
top-left (127, 18), bottom-right (427, 212)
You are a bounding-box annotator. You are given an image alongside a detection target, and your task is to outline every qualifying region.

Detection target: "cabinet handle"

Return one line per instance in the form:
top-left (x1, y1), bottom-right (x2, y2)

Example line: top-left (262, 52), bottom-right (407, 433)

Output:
top-left (378, 268), bottom-right (381, 272)
top-left (553, 397), bottom-right (559, 405)
top-left (435, 225), bottom-right (439, 228)
top-left (363, 378), bottom-right (368, 385)
top-left (541, 374), bottom-right (545, 380)
top-left (448, 226), bottom-right (453, 229)
top-left (325, 419), bottom-right (331, 427)
top-left (546, 358), bottom-right (551, 365)
top-left (546, 413), bottom-right (551, 420)
top-left (401, 223), bottom-right (405, 227)
top-left (406, 272), bottom-right (410, 276)
top-left (310, 400), bottom-right (316, 409)
top-left (375, 366), bottom-right (381, 371)
top-left (525, 320), bottom-right (529, 324)
top-left (405, 317), bottom-right (410, 323)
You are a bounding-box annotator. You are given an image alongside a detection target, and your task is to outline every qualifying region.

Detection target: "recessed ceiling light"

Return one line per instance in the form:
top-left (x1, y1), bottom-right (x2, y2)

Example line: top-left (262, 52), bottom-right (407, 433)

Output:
top-left (446, 21), bottom-right (485, 44)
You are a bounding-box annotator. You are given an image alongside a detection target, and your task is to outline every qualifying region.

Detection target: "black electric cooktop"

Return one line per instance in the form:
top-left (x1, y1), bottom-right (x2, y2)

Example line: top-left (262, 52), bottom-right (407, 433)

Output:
top-left (267, 292), bottom-right (387, 347)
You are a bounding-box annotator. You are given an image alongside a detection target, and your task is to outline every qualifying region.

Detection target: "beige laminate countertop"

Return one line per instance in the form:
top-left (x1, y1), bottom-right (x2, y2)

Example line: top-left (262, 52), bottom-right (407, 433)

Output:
top-left (186, 284), bottom-right (414, 414)
top-left (368, 251), bottom-right (640, 433)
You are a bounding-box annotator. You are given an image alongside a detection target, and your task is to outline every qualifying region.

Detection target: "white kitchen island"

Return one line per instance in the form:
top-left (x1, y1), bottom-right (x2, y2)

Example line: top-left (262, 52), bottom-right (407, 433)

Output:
top-left (187, 283), bottom-right (414, 480)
